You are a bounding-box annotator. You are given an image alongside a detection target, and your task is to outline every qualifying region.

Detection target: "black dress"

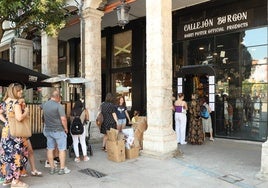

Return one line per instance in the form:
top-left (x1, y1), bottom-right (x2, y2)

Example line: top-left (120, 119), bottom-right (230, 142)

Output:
top-left (100, 102), bottom-right (117, 134)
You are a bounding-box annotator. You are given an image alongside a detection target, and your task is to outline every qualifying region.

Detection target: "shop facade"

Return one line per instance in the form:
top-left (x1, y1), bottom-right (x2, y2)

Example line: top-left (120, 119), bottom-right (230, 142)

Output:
top-left (1, 0), bottom-right (267, 146)
top-left (99, 0), bottom-right (267, 142)
top-left (172, 0), bottom-right (268, 141)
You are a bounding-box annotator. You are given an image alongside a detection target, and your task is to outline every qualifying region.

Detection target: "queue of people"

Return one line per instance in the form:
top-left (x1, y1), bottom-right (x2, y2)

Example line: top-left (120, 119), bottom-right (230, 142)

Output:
top-left (0, 83), bottom-right (140, 187)
top-left (173, 93), bottom-right (214, 145)
top-left (0, 85), bottom-right (74, 187)
top-left (0, 83), bottom-right (214, 187)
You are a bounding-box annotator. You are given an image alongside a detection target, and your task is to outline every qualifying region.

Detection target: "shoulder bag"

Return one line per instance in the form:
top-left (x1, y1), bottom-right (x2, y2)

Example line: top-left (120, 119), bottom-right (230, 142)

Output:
top-left (96, 111), bottom-right (103, 129)
top-left (8, 111), bottom-right (32, 138)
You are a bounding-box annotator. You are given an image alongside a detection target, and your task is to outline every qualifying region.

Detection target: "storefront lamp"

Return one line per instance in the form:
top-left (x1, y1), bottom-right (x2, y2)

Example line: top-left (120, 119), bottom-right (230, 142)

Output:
top-left (115, 0), bottom-right (130, 29)
top-left (33, 36), bottom-right (41, 52)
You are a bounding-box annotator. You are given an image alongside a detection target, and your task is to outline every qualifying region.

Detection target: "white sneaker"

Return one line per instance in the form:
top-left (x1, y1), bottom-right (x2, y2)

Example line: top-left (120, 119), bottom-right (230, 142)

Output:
top-left (58, 167), bottom-right (71, 175)
top-left (74, 157), bottom-right (80, 163)
top-left (45, 160), bottom-right (58, 168)
top-left (83, 156), bottom-right (90, 161)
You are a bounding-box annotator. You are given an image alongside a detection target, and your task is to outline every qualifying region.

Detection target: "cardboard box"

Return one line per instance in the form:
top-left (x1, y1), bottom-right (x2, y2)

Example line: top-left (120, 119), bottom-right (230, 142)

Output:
top-left (134, 128), bottom-right (144, 149)
top-left (125, 147), bottom-right (140, 159)
top-left (132, 116), bottom-right (147, 133)
top-left (107, 128), bottom-right (119, 141)
top-left (106, 140), bottom-right (125, 162)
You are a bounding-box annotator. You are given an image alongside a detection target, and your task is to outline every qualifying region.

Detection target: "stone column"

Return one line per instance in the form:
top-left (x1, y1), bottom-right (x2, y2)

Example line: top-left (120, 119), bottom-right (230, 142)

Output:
top-left (81, 5), bottom-right (103, 139)
top-left (142, 0), bottom-right (177, 159)
top-left (256, 141), bottom-right (268, 180)
top-left (12, 38), bottom-right (34, 102)
top-left (41, 33), bottom-right (58, 101)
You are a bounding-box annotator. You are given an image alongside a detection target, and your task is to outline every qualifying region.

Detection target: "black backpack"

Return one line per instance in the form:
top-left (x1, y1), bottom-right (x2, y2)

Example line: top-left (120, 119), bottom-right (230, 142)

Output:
top-left (70, 115), bottom-right (84, 135)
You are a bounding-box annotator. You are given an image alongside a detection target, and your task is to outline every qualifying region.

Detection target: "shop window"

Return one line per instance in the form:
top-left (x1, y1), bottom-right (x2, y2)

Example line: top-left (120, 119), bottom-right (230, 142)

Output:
top-left (112, 31), bottom-right (132, 68)
top-left (173, 42), bottom-right (183, 71)
top-left (112, 72), bottom-right (132, 110)
top-left (58, 41), bottom-right (67, 75)
top-left (187, 37), bottom-right (215, 65)
top-left (101, 37), bottom-right (107, 70)
top-left (178, 28), bottom-right (268, 141)
top-left (0, 50), bottom-right (9, 60)
top-left (243, 27), bottom-right (268, 47)
top-left (244, 46), bottom-right (268, 63)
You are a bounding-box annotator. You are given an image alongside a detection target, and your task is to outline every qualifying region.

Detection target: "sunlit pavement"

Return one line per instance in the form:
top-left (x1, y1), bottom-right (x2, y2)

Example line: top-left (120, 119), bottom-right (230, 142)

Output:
top-left (1, 138), bottom-right (268, 188)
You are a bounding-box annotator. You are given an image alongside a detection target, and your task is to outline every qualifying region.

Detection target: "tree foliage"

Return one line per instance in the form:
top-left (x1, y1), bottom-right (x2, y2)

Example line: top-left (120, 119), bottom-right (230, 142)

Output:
top-left (0, 0), bottom-right (69, 41)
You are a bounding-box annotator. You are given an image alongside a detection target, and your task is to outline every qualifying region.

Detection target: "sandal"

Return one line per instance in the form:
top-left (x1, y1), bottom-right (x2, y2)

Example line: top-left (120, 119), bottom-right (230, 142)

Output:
top-left (20, 173), bottom-right (28, 177)
top-left (3, 179), bottom-right (12, 186)
top-left (11, 180), bottom-right (29, 188)
top-left (102, 146), bottom-right (107, 152)
top-left (83, 156), bottom-right (90, 161)
top-left (20, 169), bottom-right (28, 177)
top-left (31, 170), bottom-right (42, 176)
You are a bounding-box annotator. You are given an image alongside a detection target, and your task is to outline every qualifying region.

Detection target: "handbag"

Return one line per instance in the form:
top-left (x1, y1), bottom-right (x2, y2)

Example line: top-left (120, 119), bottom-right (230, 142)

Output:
top-left (8, 111), bottom-right (32, 138)
top-left (96, 111), bottom-right (103, 129)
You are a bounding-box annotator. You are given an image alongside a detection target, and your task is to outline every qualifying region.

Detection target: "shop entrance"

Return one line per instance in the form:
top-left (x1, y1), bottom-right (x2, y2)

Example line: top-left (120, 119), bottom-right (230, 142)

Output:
top-left (176, 65), bottom-right (216, 136)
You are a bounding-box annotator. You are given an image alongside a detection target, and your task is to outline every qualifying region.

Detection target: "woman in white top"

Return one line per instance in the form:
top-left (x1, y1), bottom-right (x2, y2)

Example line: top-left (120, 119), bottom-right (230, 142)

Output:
top-left (173, 93), bottom-right (188, 145)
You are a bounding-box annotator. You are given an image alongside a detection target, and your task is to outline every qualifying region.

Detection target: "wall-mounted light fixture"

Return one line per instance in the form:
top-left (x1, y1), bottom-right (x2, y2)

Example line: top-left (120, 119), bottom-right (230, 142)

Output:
top-left (115, 0), bottom-right (130, 29)
top-left (33, 36), bottom-right (41, 52)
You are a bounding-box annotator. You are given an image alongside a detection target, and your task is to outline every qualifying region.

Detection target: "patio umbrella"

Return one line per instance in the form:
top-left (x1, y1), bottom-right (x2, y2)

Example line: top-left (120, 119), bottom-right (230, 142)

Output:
top-left (42, 74), bottom-right (67, 83)
top-left (65, 77), bottom-right (90, 84)
top-left (0, 59), bottom-right (52, 88)
top-left (116, 85), bottom-right (130, 93)
top-left (43, 76), bottom-right (89, 84)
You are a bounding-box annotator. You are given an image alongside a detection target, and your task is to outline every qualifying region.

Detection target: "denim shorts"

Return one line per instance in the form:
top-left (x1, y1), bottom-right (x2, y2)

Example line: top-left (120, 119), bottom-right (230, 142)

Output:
top-left (43, 131), bottom-right (67, 151)
top-left (118, 118), bottom-right (126, 125)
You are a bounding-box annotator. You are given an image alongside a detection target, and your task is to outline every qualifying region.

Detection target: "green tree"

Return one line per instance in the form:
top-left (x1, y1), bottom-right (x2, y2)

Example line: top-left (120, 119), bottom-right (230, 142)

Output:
top-left (0, 0), bottom-right (68, 41)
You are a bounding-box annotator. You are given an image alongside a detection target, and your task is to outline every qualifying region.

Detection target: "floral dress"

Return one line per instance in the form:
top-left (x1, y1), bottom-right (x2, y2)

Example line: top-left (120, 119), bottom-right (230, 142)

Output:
top-left (0, 100), bottom-right (28, 181)
top-left (100, 102), bottom-right (116, 134)
top-left (187, 99), bottom-right (204, 145)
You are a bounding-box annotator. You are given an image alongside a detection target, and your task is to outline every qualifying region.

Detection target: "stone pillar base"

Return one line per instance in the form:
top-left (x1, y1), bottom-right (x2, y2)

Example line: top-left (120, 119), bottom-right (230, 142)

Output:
top-left (256, 172), bottom-right (268, 181)
top-left (256, 140), bottom-right (268, 180)
top-left (141, 127), bottom-right (178, 160)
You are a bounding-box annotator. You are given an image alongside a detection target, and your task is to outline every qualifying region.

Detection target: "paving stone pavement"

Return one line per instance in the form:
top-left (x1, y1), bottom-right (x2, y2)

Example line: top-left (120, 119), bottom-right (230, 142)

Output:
top-left (0, 138), bottom-right (268, 188)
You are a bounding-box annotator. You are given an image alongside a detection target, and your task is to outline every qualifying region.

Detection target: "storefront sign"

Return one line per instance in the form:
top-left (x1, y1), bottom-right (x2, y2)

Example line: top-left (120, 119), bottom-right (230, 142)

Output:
top-left (180, 10), bottom-right (253, 40)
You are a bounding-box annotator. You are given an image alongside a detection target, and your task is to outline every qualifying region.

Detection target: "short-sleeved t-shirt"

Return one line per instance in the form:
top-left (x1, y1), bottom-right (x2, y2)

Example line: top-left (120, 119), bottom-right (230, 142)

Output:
top-left (116, 105), bottom-right (127, 119)
top-left (41, 100), bottom-right (66, 132)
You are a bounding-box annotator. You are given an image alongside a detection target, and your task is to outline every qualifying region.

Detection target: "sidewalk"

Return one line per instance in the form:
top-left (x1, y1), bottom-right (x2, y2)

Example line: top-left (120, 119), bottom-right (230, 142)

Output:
top-left (1, 138), bottom-right (268, 188)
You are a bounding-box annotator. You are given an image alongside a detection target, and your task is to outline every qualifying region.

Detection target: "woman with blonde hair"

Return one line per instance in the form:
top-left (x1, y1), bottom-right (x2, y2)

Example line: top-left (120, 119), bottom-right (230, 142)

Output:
top-left (0, 83), bottom-right (29, 187)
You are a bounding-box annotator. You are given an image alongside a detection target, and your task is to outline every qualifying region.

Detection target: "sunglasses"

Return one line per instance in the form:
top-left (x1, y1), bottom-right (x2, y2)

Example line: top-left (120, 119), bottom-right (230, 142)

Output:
top-left (10, 83), bottom-right (24, 91)
top-left (10, 83), bottom-right (21, 87)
